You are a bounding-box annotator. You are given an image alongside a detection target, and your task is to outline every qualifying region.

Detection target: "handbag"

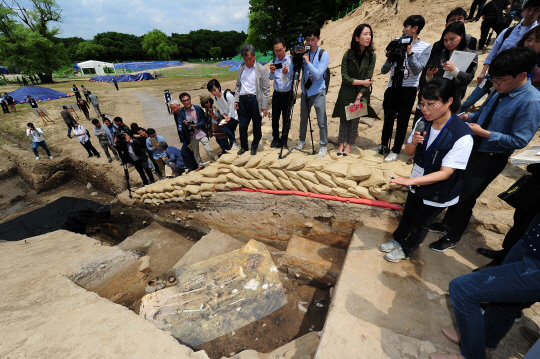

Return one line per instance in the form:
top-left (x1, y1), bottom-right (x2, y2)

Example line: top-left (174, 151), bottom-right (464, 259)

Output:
top-left (498, 175), bottom-right (540, 211)
top-left (86, 129), bottom-right (91, 138)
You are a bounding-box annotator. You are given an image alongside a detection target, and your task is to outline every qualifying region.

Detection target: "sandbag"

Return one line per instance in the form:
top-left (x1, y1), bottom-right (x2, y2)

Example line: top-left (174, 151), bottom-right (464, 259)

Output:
top-left (172, 189), bottom-right (185, 197)
top-left (184, 185), bottom-right (200, 195)
top-left (279, 177), bottom-right (296, 190)
top-left (200, 177), bottom-right (218, 184)
top-left (381, 161), bottom-right (404, 173)
top-left (246, 168), bottom-right (265, 180)
top-left (244, 154), bottom-right (265, 168)
top-left (199, 166), bottom-right (219, 178)
top-left (237, 167), bottom-right (256, 180)
top-left (332, 187), bottom-right (358, 198)
top-left (144, 199), bottom-right (152, 204)
top-left (259, 168), bottom-right (279, 182)
top-left (226, 173), bottom-right (243, 184)
top-left (395, 164), bottom-right (413, 178)
top-left (358, 168), bottom-right (386, 187)
top-left (257, 153), bottom-right (280, 169)
top-left (249, 180), bottom-right (263, 189)
top-left (270, 156), bottom-right (292, 169)
top-left (348, 186), bottom-right (377, 200)
top-left (348, 146), bottom-right (364, 158)
top-left (284, 170), bottom-right (302, 180)
top-left (215, 183), bottom-right (226, 191)
top-left (232, 153), bottom-right (252, 167)
top-left (200, 191), bottom-right (213, 197)
top-left (217, 167), bottom-right (232, 175)
top-left (224, 182), bottom-right (241, 190)
top-left (332, 175), bottom-right (357, 189)
top-left (369, 186), bottom-right (393, 202)
top-left (290, 177), bottom-right (308, 192)
top-left (314, 184), bottom-right (334, 195)
top-left (322, 162), bottom-right (349, 177)
top-left (216, 174), bottom-right (228, 183)
top-left (346, 163), bottom-right (371, 181)
top-left (304, 158), bottom-right (328, 172)
top-left (191, 194), bottom-right (202, 201)
top-left (135, 187), bottom-right (146, 195)
top-left (200, 183), bottom-right (215, 192)
top-left (260, 179), bottom-right (278, 190)
top-left (269, 168), bottom-right (288, 179)
top-left (362, 149), bottom-right (384, 163)
top-left (236, 177), bottom-right (253, 189)
top-left (297, 170), bottom-right (319, 184)
top-left (286, 157), bottom-right (308, 171)
top-left (190, 173), bottom-right (205, 185)
top-left (217, 153), bottom-right (238, 164)
top-left (315, 172), bottom-right (338, 188)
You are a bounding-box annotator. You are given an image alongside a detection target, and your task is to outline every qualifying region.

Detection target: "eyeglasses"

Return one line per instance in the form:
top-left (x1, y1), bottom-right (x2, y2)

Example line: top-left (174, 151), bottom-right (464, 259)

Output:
top-left (492, 77), bottom-right (512, 87)
top-left (418, 101), bottom-right (442, 110)
top-left (181, 99), bottom-right (190, 103)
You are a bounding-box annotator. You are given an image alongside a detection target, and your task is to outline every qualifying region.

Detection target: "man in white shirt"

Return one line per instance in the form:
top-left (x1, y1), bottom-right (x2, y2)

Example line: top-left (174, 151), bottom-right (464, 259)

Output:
top-left (269, 37), bottom-right (293, 148)
top-left (207, 78), bottom-right (240, 150)
top-left (26, 122), bottom-right (53, 160)
top-left (234, 44), bottom-right (270, 155)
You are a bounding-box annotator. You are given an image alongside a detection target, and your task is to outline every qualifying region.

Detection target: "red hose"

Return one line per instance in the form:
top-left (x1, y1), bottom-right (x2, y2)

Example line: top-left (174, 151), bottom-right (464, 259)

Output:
top-left (225, 187), bottom-right (403, 210)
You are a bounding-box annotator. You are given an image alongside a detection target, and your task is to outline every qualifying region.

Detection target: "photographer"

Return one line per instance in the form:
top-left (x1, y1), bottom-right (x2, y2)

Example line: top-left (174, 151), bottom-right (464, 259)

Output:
top-left (26, 122), bottom-right (53, 160)
top-left (92, 118), bottom-right (120, 163)
top-left (116, 132), bottom-right (155, 186)
top-left (174, 92), bottom-right (215, 170)
top-left (269, 37), bottom-right (293, 148)
top-left (296, 24), bottom-right (330, 158)
top-left (379, 15), bottom-right (432, 163)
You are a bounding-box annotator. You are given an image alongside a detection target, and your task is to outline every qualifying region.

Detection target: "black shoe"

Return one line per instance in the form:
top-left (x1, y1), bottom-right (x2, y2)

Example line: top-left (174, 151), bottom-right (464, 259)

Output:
top-left (378, 146), bottom-right (390, 155)
top-left (96, 155), bottom-right (101, 158)
top-left (88, 154), bottom-right (94, 158)
top-left (429, 222), bottom-right (450, 235)
top-left (237, 147), bottom-right (247, 155)
top-left (270, 138), bottom-right (279, 148)
top-left (429, 236), bottom-right (458, 252)
top-left (250, 148), bottom-right (257, 155)
top-left (476, 247), bottom-right (500, 259)
top-left (472, 261), bottom-right (496, 272)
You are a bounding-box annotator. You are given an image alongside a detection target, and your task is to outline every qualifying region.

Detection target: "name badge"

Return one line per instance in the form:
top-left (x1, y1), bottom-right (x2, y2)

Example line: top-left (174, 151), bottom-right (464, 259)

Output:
top-left (411, 164), bottom-right (424, 179)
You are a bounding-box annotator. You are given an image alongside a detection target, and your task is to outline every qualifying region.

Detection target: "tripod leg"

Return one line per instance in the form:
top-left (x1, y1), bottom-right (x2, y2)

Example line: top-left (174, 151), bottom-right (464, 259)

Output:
top-left (124, 166), bottom-right (132, 198)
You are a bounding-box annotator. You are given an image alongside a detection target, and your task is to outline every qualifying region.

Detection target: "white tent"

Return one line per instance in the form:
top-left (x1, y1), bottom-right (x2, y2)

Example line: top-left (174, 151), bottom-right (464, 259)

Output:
top-left (77, 60), bottom-right (116, 76)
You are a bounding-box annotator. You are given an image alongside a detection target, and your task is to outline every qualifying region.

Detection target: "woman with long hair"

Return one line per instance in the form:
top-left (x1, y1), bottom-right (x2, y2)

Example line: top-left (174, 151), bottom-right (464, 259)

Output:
top-left (424, 21), bottom-right (478, 110)
top-left (517, 26), bottom-right (540, 88)
top-left (331, 23), bottom-right (376, 156)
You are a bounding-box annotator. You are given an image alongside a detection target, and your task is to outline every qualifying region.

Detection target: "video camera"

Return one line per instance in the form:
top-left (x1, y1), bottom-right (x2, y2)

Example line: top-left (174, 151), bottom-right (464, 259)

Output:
top-left (115, 131), bottom-right (127, 145)
top-left (290, 34), bottom-right (311, 68)
top-left (385, 35), bottom-right (413, 63)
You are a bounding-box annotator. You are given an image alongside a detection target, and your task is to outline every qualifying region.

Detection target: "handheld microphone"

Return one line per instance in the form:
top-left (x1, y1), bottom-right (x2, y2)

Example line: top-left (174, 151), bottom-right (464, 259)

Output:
top-left (415, 121), bottom-right (425, 156)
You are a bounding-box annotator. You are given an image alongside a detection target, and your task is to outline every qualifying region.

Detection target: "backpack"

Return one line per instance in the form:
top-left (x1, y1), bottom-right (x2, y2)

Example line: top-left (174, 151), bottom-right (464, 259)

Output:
top-left (317, 49), bottom-right (331, 94)
top-left (223, 89), bottom-right (235, 102)
top-left (502, 25), bottom-right (516, 43)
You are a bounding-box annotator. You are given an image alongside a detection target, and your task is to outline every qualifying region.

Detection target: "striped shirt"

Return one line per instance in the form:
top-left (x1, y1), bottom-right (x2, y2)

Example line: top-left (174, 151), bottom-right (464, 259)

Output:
top-left (382, 39), bottom-right (431, 88)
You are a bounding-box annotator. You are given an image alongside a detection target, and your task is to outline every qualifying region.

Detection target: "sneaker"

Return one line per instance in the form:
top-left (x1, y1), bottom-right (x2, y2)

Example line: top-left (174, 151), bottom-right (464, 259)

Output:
top-left (35, 156), bottom-right (40, 160)
top-left (108, 158), bottom-right (113, 163)
top-left (296, 141), bottom-right (305, 150)
top-left (384, 245), bottom-right (409, 263)
top-left (379, 239), bottom-right (400, 253)
top-left (384, 151), bottom-right (399, 162)
top-left (49, 156), bottom-right (54, 159)
top-left (317, 146), bottom-right (327, 158)
top-left (429, 222), bottom-right (450, 235)
top-left (373, 144), bottom-right (382, 151)
top-left (231, 142), bottom-right (240, 151)
top-left (429, 235), bottom-right (458, 252)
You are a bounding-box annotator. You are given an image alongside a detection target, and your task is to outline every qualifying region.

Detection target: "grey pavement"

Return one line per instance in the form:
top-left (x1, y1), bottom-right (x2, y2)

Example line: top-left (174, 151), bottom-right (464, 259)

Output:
top-left (131, 92), bottom-right (181, 149)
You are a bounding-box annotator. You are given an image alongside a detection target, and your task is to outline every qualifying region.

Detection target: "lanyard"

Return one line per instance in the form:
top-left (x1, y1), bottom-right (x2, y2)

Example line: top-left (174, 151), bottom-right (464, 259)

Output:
top-left (421, 116), bottom-right (452, 169)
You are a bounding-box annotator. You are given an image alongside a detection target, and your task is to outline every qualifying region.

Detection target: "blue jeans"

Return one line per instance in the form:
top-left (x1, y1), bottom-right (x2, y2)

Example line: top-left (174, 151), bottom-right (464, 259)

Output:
top-left (216, 137), bottom-right (230, 153)
top-left (221, 118), bottom-right (239, 146)
top-left (32, 141), bottom-right (51, 157)
top-left (460, 85), bottom-right (490, 113)
top-left (449, 239), bottom-right (540, 359)
top-left (509, 9), bottom-right (524, 21)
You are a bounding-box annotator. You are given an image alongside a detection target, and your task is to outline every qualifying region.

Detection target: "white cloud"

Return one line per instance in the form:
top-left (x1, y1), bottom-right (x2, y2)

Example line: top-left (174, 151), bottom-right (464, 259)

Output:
top-left (54, 0), bottom-right (250, 39)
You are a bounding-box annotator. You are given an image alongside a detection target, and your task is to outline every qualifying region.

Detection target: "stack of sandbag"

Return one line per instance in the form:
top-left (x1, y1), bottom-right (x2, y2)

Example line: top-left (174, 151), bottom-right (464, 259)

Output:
top-left (132, 145), bottom-right (413, 206)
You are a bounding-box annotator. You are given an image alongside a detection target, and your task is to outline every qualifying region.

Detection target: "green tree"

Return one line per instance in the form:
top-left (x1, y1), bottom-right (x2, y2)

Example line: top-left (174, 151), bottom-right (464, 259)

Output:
top-left (209, 46), bottom-right (221, 58)
top-left (141, 29), bottom-right (178, 60)
top-left (0, 0), bottom-right (69, 83)
top-left (75, 41), bottom-right (106, 60)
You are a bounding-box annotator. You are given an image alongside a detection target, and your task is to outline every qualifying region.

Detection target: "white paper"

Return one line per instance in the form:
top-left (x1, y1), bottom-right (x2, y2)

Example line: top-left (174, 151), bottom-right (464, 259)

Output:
top-left (510, 146), bottom-right (540, 166)
top-left (443, 50), bottom-right (477, 80)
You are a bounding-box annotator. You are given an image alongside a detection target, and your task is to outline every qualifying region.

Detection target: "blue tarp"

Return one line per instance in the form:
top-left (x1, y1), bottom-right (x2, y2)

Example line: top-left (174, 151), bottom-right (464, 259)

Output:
top-left (89, 73), bottom-right (155, 82)
top-left (0, 66), bottom-right (10, 74)
top-left (8, 86), bottom-right (70, 104)
top-left (114, 61), bottom-right (182, 72)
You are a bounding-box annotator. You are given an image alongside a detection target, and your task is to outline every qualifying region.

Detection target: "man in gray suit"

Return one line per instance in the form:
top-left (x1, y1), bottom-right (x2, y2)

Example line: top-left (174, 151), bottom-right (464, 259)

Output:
top-left (60, 104), bottom-right (75, 138)
top-left (234, 44), bottom-right (270, 155)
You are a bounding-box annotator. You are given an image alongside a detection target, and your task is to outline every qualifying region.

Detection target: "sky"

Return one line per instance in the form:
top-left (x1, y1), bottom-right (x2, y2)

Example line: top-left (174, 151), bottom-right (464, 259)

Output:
top-left (52, 0), bottom-right (250, 39)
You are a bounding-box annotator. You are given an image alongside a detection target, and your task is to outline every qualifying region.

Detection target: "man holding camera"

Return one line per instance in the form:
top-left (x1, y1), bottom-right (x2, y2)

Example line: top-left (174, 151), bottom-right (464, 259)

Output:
top-left (234, 44), bottom-right (270, 156)
top-left (269, 37), bottom-right (293, 148)
top-left (296, 24), bottom-right (330, 158)
top-left (92, 118), bottom-right (120, 163)
top-left (116, 132), bottom-right (155, 186)
top-left (379, 15), bottom-right (431, 163)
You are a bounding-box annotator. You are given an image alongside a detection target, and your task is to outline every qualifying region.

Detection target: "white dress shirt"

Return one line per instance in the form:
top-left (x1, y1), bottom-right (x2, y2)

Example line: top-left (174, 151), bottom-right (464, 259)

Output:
top-left (239, 66), bottom-right (257, 95)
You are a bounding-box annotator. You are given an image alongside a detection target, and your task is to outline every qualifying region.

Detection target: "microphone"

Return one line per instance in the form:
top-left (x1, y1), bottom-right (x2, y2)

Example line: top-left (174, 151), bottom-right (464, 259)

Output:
top-left (415, 120), bottom-right (425, 156)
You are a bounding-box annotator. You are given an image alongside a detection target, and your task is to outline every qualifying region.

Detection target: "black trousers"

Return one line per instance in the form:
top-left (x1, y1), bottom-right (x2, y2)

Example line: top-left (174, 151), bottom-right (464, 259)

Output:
top-left (271, 90), bottom-right (292, 140)
top-left (181, 141), bottom-right (198, 170)
top-left (1, 102), bottom-right (9, 113)
top-left (74, 92), bottom-right (81, 101)
top-left (442, 152), bottom-right (508, 243)
top-left (479, 16), bottom-right (508, 50)
top-left (381, 87), bottom-right (418, 154)
top-left (394, 191), bottom-right (441, 257)
top-left (114, 83), bottom-right (119, 91)
top-left (133, 159), bottom-right (154, 185)
top-left (468, 0), bottom-right (487, 19)
top-left (238, 96), bottom-right (262, 150)
top-left (81, 140), bottom-right (100, 157)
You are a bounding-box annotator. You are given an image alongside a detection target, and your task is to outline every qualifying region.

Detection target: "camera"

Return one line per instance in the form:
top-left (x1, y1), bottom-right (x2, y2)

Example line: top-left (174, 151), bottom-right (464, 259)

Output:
top-left (115, 132), bottom-right (127, 145)
top-left (274, 63), bottom-right (283, 69)
top-left (290, 34), bottom-right (311, 67)
top-left (385, 35), bottom-right (413, 63)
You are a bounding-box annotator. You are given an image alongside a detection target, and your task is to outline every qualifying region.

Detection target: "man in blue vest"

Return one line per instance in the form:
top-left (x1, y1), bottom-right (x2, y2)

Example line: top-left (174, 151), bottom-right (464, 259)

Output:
top-left (429, 47), bottom-right (540, 252)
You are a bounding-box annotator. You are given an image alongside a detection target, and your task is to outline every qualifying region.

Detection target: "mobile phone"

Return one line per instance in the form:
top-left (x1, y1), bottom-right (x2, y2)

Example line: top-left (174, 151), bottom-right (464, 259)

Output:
top-left (274, 63), bottom-right (283, 69)
top-left (426, 64), bottom-right (435, 69)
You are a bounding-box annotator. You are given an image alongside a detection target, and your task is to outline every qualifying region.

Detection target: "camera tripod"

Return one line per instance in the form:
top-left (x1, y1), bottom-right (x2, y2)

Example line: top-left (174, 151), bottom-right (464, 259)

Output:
top-left (380, 60), bottom-right (406, 155)
top-left (278, 62), bottom-right (317, 159)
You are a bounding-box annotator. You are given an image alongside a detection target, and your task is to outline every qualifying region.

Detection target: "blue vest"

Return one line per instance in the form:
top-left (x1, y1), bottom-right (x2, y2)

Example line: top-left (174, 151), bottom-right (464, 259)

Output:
top-left (413, 114), bottom-right (473, 203)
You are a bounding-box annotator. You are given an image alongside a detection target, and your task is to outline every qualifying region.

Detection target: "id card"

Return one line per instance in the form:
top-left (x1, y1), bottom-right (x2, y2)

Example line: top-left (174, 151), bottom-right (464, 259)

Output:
top-left (410, 164), bottom-right (424, 179)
